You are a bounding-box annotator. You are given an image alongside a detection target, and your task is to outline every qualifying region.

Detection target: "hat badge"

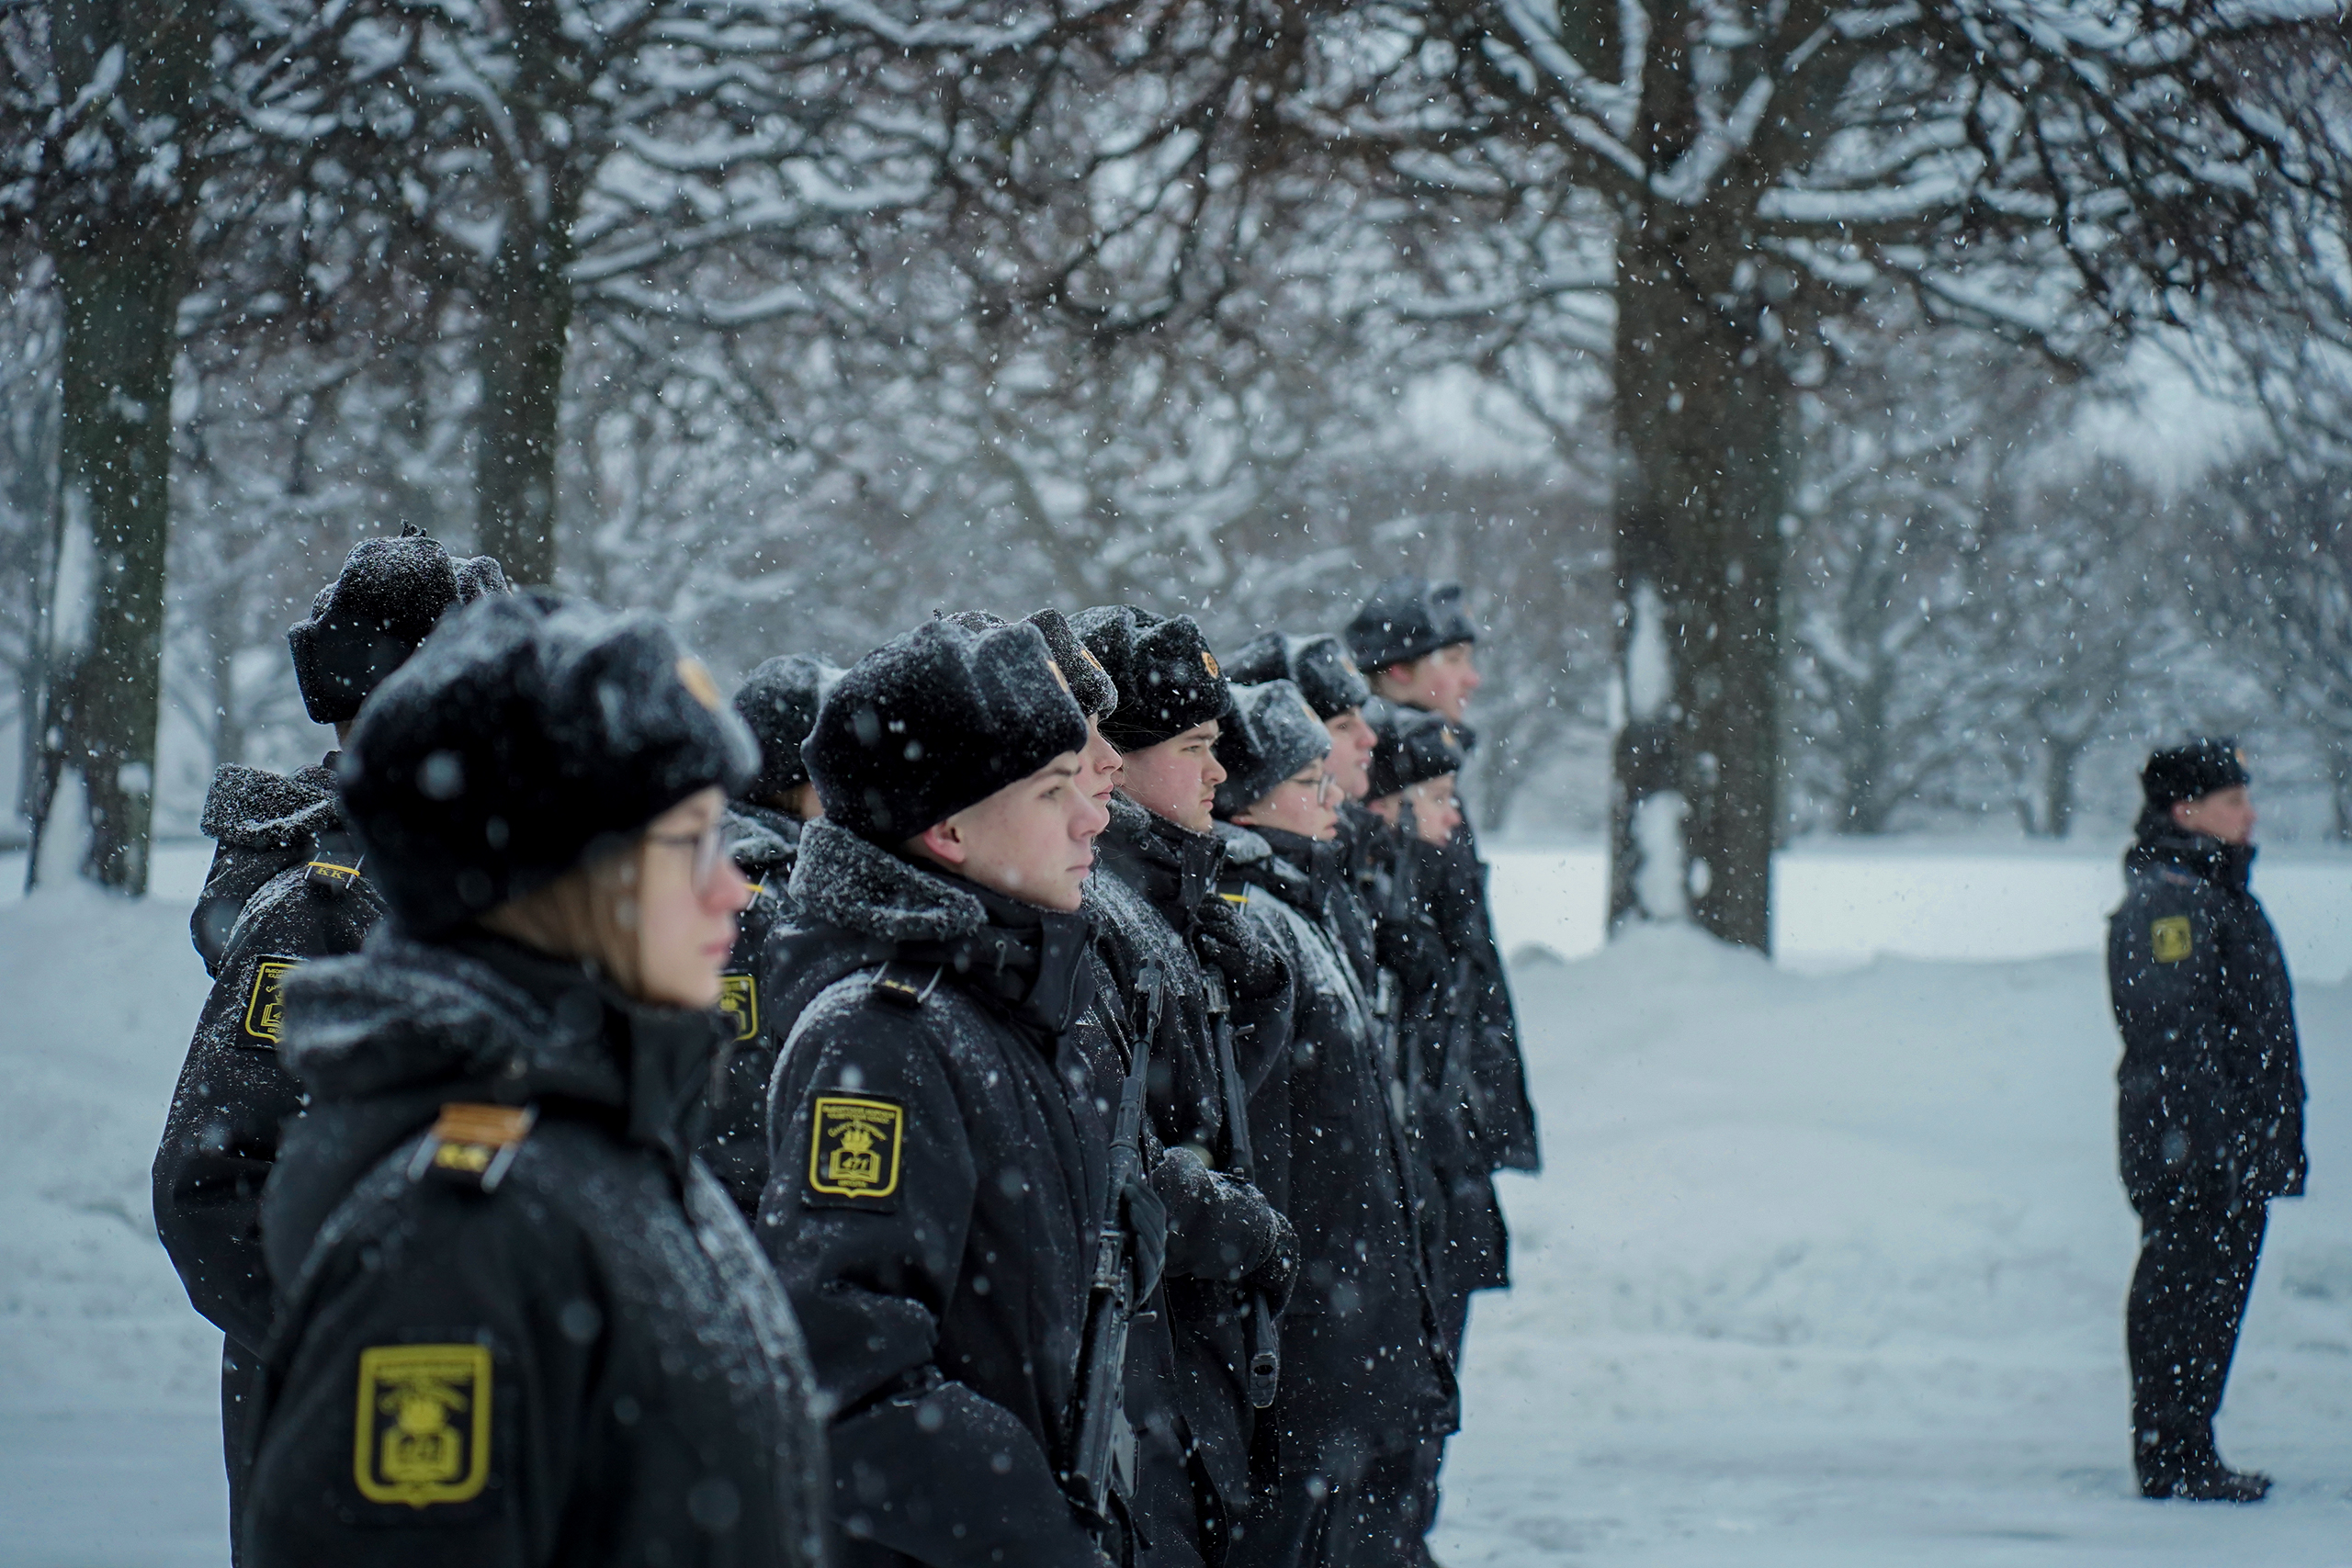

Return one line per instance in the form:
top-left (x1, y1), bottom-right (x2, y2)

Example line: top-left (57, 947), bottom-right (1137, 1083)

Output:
top-left (1201, 649), bottom-right (1220, 679)
top-left (675, 658), bottom-right (723, 712)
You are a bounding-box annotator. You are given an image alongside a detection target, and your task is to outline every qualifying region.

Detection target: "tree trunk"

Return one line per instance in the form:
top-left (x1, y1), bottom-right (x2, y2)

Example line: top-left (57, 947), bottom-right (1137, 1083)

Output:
top-left (473, 230), bottom-right (575, 585)
top-left (1608, 210), bottom-right (1789, 950)
top-left (2041, 736), bottom-right (2085, 840)
top-left (33, 216), bottom-right (189, 893)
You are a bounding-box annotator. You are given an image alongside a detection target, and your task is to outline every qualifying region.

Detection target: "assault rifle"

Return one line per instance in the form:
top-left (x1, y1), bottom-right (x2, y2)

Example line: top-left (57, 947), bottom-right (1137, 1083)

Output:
top-left (1200, 966), bottom-right (1280, 1410)
top-left (1374, 801), bottom-right (1420, 1134)
top-left (1066, 963), bottom-right (1163, 1529)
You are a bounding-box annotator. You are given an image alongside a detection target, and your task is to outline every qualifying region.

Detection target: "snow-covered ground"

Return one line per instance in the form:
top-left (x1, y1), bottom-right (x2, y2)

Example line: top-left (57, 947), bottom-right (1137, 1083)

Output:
top-left (4, 845), bottom-right (2349, 1563)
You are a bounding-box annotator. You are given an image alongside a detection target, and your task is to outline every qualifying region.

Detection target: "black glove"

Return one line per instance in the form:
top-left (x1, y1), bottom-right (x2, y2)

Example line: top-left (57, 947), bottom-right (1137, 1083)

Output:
top-left (1193, 892), bottom-right (1286, 1001)
top-left (1239, 1208), bottom-right (1299, 1316)
top-left (1121, 1165), bottom-right (1168, 1302)
top-left (1374, 915), bottom-right (1446, 998)
top-left (1151, 1147), bottom-right (1289, 1284)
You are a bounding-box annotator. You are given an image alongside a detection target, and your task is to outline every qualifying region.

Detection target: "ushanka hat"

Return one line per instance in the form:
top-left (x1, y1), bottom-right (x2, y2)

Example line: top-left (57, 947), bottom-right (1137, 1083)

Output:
top-left (2143, 739), bottom-right (2252, 808)
top-left (339, 592), bottom-right (758, 934)
top-left (288, 524), bottom-right (509, 725)
top-left (945, 609), bottom-right (1119, 721)
top-left (732, 654), bottom-right (843, 802)
top-left (1369, 703), bottom-right (1469, 800)
top-left (1074, 605), bottom-right (1230, 750)
top-left (1225, 631), bottom-right (1370, 722)
top-left (807, 617), bottom-right (1088, 843)
top-left (1345, 576), bottom-right (1477, 673)
top-left (1214, 681), bottom-right (1333, 818)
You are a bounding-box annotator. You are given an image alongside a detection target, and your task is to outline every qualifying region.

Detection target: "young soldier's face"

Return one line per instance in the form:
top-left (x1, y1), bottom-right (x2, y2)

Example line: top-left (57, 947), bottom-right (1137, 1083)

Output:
top-left (1405, 773), bottom-right (1462, 844)
top-left (2172, 784), bottom-right (2256, 846)
top-left (635, 787), bottom-right (756, 1008)
top-left (1237, 761), bottom-right (1341, 842)
top-left (920, 754), bottom-right (1109, 911)
top-left (1379, 642), bottom-right (1481, 722)
top-left (1119, 720), bottom-right (1225, 834)
top-left (1080, 716), bottom-right (1125, 806)
top-left (1323, 707), bottom-right (1375, 800)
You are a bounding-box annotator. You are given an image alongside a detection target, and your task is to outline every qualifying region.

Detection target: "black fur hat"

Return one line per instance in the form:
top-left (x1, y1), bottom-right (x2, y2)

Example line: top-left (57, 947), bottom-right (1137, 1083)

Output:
top-left (1214, 681), bottom-right (1333, 817)
top-left (339, 592), bottom-right (759, 935)
top-left (1345, 576), bottom-right (1477, 674)
top-left (942, 609), bottom-right (1119, 721)
top-left (1369, 704), bottom-right (1469, 800)
top-left (733, 654), bottom-right (842, 802)
top-left (2143, 739), bottom-right (2252, 809)
top-left (288, 525), bottom-right (509, 725)
top-left (807, 618), bottom-right (1088, 843)
top-left (1074, 605), bottom-right (1230, 751)
top-left (1225, 631), bottom-right (1370, 721)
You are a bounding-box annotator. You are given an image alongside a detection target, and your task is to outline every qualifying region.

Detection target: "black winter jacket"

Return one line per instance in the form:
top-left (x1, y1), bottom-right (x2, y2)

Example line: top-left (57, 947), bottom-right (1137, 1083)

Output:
top-left (759, 822), bottom-right (1114, 1568)
top-left (2109, 814), bottom-right (2308, 1206)
top-left (243, 931), bottom-right (830, 1568)
top-left (1384, 705), bottom-right (1541, 1175)
top-left (1086, 794), bottom-right (1293, 1515)
top-left (155, 758), bottom-right (385, 1355)
top-left (1220, 827), bottom-right (1456, 1467)
top-left (702, 804), bottom-right (808, 1216)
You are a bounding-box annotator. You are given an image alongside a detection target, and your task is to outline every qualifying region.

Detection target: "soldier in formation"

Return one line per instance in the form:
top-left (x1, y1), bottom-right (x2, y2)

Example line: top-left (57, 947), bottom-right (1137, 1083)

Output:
top-left (155, 548), bottom-right (1534, 1566)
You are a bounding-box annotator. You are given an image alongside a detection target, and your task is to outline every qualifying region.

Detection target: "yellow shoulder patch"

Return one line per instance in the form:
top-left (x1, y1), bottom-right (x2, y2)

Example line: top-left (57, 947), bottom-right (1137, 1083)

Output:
top-left (354, 1342), bottom-right (492, 1507)
top-left (808, 1095), bottom-right (904, 1201)
top-left (243, 958), bottom-right (300, 1043)
top-left (718, 973), bottom-right (759, 1043)
top-left (2152, 915), bottom-right (2194, 964)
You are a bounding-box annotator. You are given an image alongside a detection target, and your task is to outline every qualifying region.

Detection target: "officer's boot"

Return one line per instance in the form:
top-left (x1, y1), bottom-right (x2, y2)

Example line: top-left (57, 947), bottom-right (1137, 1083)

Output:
top-left (2136, 1420), bottom-right (2270, 1502)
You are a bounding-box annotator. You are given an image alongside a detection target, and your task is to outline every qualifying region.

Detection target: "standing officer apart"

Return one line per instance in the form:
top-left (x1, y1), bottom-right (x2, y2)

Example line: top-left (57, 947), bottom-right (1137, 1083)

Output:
top-left (153, 526), bottom-right (504, 1528)
top-left (2109, 740), bottom-right (2307, 1502)
top-left (240, 593), bottom-right (829, 1565)
top-left (760, 618), bottom-right (1140, 1567)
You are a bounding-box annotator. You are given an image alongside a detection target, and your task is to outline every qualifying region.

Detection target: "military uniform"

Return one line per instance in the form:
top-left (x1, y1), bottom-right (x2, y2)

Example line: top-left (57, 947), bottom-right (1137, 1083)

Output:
top-left (701, 802), bottom-right (808, 1216)
top-left (761, 821), bottom-right (1117, 1568)
top-left (243, 933), bottom-right (830, 1567)
top-left (2109, 807), bottom-right (2306, 1496)
top-left (1218, 825), bottom-right (1455, 1568)
top-left (153, 758), bottom-right (385, 1518)
top-left (1090, 794), bottom-right (1296, 1563)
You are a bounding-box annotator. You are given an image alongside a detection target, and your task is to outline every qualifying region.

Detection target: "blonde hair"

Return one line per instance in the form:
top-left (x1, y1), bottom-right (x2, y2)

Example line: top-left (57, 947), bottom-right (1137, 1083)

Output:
top-left (481, 842), bottom-right (647, 997)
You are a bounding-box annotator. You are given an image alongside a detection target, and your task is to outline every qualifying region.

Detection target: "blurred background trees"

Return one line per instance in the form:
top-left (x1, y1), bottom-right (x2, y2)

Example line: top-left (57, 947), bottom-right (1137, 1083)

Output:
top-left (2, 0), bottom-right (2348, 941)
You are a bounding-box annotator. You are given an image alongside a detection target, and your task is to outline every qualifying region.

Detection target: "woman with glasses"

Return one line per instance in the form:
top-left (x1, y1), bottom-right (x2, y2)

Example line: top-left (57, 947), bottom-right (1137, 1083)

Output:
top-left (237, 593), bottom-right (829, 1568)
top-left (1212, 682), bottom-right (1456, 1568)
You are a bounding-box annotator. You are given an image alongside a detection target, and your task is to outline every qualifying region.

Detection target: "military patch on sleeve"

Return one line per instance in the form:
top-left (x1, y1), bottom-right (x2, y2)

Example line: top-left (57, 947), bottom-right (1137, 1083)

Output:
top-left (242, 958), bottom-right (301, 1044)
top-left (353, 1342), bottom-right (492, 1507)
top-left (2152, 915), bottom-right (2194, 964)
top-left (718, 973), bottom-right (759, 1043)
top-left (804, 1095), bottom-right (905, 1209)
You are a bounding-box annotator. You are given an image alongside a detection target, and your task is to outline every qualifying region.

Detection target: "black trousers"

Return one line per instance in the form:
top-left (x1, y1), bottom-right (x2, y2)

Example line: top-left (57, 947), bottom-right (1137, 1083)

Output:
top-left (2126, 1185), bottom-right (2269, 1465)
top-left (1238, 1438), bottom-right (1425, 1568)
top-left (221, 1336), bottom-right (266, 1562)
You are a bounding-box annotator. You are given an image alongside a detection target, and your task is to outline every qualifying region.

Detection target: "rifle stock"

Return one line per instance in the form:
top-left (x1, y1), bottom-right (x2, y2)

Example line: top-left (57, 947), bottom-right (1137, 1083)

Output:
top-left (1065, 964), bottom-right (1162, 1529)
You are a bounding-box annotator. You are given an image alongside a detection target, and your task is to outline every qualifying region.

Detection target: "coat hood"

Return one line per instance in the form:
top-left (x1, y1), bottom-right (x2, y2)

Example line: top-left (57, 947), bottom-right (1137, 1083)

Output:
top-left (199, 759), bottom-right (345, 850)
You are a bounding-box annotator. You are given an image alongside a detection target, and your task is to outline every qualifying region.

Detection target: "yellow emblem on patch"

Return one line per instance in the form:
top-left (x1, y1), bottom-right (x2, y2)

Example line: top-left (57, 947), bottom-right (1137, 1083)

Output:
top-left (243, 959), bottom-right (300, 1043)
top-left (1201, 649), bottom-right (1220, 679)
top-left (2152, 916), bottom-right (2194, 964)
top-left (808, 1096), bottom-right (904, 1200)
top-left (718, 973), bottom-right (759, 1043)
top-left (675, 656), bottom-right (723, 712)
top-left (353, 1342), bottom-right (492, 1507)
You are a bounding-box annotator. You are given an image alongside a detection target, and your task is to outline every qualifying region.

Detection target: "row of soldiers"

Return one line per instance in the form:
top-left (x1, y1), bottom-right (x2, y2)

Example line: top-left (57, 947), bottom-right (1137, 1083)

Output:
top-left (152, 527), bottom-right (1539, 1567)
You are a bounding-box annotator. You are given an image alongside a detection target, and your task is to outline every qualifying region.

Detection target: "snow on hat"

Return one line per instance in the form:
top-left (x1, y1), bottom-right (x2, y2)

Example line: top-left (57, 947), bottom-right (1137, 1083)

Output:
top-left (1073, 605), bottom-right (1230, 751)
top-left (2142, 739), bottom-right (2252, 808)
top-left (941, 609), bottom-right (1119, 721)
top-left (1345, 576), bottom-right (1477, 673)
top-left (339, 592), bottom-right (758, 935)
top-left (733, 654), bottom-right (842, 802)
top-left (806, 617), bottom-right (1089, 843)
top-left (1369, 703), bottom-right (1468, 800)
top-left (288, 525), bottom-right (509, 726)
top-left (1225, 630), bottom-right (1370, 721)
top-left (1214, 681), bottom-right (1333, 817)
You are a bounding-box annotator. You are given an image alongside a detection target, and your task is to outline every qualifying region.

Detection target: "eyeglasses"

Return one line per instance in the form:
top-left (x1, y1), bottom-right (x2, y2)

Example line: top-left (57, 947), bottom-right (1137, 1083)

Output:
top-left (645, 819), bottom-right (729, 895)
top-left (1284, 771), bottom-right (1340, 804)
